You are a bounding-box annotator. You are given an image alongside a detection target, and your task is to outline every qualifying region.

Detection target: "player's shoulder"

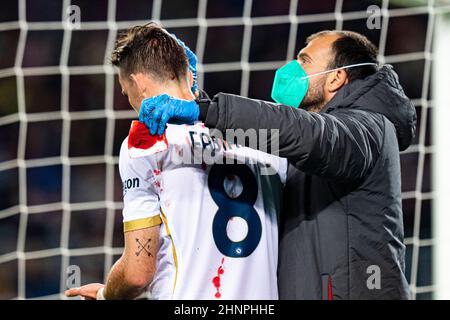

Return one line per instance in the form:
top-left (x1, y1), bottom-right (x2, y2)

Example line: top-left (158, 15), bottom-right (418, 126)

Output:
top-left (165, 122), bottom-right (209, 143)
top-left (119, 121), bottom-right (206, 163)
top-left (120, 121), bottom-right (169, 160)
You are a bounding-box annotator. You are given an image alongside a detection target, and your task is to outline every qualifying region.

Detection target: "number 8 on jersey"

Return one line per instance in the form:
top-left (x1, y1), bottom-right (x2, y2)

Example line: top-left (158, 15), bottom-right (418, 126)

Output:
top-left (208, 163), bottom-right (262, 258)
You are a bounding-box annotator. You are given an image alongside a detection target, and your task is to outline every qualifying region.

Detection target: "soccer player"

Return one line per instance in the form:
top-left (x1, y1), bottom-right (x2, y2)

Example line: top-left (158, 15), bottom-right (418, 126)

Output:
top-left (65, 23), bottom-right (286, 300)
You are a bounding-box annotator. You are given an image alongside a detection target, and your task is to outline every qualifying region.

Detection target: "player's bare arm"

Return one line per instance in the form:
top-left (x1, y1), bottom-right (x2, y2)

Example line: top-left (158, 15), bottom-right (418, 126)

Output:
top-left (65, 225), bottom-right (160, 300)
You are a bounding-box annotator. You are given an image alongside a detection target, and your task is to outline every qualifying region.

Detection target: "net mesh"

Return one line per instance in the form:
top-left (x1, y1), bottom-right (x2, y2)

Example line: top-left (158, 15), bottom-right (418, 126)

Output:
top-left (0, 0), bottom-right (448, 299)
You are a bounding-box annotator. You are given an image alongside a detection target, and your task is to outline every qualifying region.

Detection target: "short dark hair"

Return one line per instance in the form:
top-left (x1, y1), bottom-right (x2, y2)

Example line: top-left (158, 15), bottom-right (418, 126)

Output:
top-left (305, 30), bottom-right (379, 82)
top-left (111, 22), bottom-right (188, 82)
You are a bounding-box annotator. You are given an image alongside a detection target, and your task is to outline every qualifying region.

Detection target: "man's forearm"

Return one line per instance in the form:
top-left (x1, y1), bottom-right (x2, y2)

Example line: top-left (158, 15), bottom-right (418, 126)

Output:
top-left (200, 93), bottom-right (384, 181)
top-left (199, 92), bottom-right (308, 157)
top-left (103, 256), bottom-right (147, 299)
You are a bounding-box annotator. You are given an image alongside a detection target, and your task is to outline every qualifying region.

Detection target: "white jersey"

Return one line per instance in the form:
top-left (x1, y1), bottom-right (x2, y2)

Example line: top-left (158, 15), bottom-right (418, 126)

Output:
top-left (119, 121), bottom-right (287, 300)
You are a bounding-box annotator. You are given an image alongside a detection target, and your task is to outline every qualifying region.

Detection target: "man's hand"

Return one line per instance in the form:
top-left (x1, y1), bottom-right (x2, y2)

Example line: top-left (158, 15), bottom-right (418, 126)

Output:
top-left (139, 94), bottom-right (199, 136)
top-left (65, 283), bottom-right (104, 300)
top-left (171, 34), bottom-right (198, 94)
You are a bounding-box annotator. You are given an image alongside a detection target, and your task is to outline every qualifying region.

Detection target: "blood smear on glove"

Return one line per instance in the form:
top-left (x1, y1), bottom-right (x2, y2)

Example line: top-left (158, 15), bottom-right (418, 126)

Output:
top-left (128, 121), bottom-right (168, 158)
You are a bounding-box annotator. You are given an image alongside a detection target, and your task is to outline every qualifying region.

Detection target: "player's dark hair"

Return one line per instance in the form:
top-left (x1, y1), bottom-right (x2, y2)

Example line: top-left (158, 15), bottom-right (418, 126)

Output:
top-left (305, 30), bottom-right (379, 82)
top-left (111, 22), bottom-right (188, 82)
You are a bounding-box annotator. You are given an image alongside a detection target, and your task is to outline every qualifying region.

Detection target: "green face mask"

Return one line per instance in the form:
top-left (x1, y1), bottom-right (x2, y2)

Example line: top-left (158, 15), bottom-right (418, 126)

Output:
top-left (271, 60), bottom-right (378, 108)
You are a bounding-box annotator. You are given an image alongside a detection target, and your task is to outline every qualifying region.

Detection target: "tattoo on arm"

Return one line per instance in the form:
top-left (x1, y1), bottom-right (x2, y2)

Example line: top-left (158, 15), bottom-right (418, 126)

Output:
top-left (135, 238), bottom-right (152, 257)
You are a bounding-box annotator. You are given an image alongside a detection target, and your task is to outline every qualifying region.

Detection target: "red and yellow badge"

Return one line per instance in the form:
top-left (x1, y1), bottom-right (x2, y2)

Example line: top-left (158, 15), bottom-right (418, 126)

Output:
top-left (128, 121), bottom-right (168, 158)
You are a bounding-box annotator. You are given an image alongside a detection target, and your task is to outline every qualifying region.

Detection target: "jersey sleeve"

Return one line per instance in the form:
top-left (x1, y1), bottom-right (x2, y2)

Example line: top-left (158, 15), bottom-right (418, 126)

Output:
top-left (119, 137), bottom-right (162, 233)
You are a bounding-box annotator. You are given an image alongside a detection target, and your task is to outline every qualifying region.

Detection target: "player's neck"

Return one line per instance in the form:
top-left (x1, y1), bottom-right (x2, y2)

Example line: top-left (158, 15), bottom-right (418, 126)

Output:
top-left (155, 81), bottom-right (195, 101)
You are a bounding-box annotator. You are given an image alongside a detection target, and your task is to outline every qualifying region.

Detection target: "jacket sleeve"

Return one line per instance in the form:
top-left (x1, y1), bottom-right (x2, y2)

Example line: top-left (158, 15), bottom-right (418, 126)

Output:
top-left (203, 93), bottom-right (384, 182)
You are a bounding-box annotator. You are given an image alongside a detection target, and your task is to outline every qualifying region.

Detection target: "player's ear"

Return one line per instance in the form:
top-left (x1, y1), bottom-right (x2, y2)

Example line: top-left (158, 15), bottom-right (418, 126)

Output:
top-left (130, 73), bottom-right (146, 98)
top-left (327, 69), bottom-right (348, 93)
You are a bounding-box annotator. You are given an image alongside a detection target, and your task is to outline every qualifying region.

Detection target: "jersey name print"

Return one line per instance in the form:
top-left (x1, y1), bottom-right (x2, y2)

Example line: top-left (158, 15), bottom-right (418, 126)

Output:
top-left (119, 121), bottom-right (287, 299)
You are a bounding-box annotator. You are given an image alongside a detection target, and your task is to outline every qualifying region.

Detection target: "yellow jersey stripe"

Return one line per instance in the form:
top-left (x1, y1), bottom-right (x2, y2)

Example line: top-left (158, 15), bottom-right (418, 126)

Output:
top-left (123, 216), bottom-right (162, 233)
top-left (160, 209), bottom-right (179, 295)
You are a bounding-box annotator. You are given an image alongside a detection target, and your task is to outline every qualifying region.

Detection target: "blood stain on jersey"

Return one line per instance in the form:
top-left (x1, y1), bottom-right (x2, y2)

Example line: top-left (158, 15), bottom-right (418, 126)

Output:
top-left (212, 257), bottom-right (225, 299)
top-left (153, 169), bottom-right (161, 176)
top-left (128, 121), bottom-right (168, 158)
top-left (153, 180), bottom-right (163, 193)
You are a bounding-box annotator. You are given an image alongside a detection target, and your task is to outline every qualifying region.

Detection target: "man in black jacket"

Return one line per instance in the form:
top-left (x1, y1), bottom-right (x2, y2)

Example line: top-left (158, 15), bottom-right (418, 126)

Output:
top-left (140, 30), bottom-right (415, 299)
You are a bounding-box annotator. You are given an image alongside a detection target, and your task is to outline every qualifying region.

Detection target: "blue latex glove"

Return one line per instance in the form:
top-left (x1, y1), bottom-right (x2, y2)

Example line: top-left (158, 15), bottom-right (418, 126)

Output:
top-left (171, 34), bottom-right (198, 94)
top-left (139, 94), bottom-right (200, 136)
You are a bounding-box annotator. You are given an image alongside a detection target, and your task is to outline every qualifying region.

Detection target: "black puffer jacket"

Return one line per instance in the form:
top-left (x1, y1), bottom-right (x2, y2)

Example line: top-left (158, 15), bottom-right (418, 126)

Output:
top-left (200, 65), bottom-right (415, 299)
